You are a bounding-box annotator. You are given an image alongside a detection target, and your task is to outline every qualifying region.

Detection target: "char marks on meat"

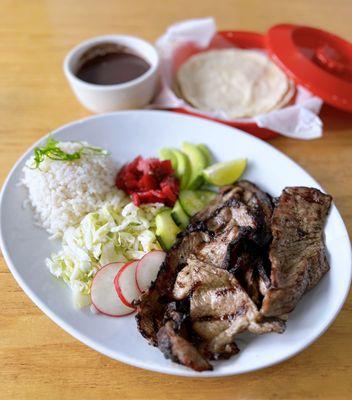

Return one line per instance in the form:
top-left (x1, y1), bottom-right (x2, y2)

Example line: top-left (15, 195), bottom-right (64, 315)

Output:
top-left (261, 187), bottom-right (332, 317)
top-left (157, 302), bottom-right (212, 371)
top-left (136, 230), bottom-right (209, 345)
top-left (173, 256), bottom-right (284, 360)
top-left (136, 182), bottom-right (332, 371)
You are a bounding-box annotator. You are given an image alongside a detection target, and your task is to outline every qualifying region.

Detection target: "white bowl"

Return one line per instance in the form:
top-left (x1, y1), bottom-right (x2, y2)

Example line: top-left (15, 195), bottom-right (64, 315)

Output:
top-left (63, 35), bottom-right (160, 113)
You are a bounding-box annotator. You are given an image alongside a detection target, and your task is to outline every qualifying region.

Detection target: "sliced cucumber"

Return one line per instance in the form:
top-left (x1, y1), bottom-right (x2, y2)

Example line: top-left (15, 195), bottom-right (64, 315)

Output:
top-left (172, 149), bottom-right (191, 189)
top-left (188, 174), bottom-right (204, 190)
top-left (155, 209), bottom-right (181, 250)
top-left (181, 142), bottom-right (208, 189)
top-left (197, 144), bottom-right (212, 167)
top-left (179, 190), bottom-right (217, 217)
top-left (159, 148), bottom-right (178, 171)
top-left (171, 200), bottom-right (190, 229)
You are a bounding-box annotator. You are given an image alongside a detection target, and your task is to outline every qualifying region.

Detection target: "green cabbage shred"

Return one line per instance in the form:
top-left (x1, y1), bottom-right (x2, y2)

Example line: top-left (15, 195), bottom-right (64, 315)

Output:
top-left (46, 191), bottom-right (165, 308)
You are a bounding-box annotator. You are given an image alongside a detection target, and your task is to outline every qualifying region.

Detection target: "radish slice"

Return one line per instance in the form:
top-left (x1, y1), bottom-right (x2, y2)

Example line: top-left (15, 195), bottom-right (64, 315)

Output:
top-left (114, 260), bottom-right (141, 308)
top-left (136, 251), bottom-right (166, 292)
top-left (91, 262), bottom-right (135, 317)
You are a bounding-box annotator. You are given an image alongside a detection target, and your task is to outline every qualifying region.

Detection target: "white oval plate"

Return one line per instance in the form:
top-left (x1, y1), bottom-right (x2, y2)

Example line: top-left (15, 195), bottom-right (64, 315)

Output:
top-left (0, 111), bottom-right (351, 377)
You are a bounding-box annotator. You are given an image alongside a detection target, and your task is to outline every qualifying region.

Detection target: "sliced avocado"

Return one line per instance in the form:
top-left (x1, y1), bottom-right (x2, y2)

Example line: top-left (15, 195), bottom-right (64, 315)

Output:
top-left (171, 200), bottom-right (190, 229)
top-left (155, 209), bottom-right (181, 250)
top-left (179, 190), bottom-right (217, 217)
top-left (159, 148), bottom-right (178, 171)
top-left (172, 149), bottom-right (191, 189)
top-left (181, 142), bottom-right (208, 189)
top-left (197, 144), bottom-right (213, 167)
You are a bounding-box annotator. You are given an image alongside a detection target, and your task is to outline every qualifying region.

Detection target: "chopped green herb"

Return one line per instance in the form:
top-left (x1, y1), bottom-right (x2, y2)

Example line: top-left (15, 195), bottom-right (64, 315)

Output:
top-left (32, 138), bottom-right (108, 168)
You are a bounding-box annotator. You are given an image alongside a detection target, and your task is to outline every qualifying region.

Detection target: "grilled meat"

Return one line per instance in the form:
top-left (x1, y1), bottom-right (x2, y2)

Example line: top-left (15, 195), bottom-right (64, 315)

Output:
top-left (137, 230), bottom-right (209, 345)
top-left (261, 187), bottom-right (332, 317)
top-left (137, 182), bottom-right (265, 345)
top-left (136, 182), bottom-right (332, 372)
top-left (173, 256), bottom-right (284, 359)
top-left (157, 302), bottom-right (212, 371)
top-left (157, 322), bottom-right (213, 371)
top-left (192, 180), bottom-right (274, 247)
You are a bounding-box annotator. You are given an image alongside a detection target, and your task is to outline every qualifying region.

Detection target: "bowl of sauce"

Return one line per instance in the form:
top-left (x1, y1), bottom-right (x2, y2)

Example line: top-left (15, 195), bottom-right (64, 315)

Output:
top-left (64, 35), bottom-right (160, 113)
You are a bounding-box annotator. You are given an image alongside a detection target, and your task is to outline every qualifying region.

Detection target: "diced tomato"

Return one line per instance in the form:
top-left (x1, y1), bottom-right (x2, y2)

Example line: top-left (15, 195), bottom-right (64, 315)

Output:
top-left (132, 190), bottom-right (166, 206)
top-left (154, 160), bottom-right (174, 178)
top-left (129, 156), bottom-right (143, 172)
top-left (160, 176), bottom-right (179, 204)
top-left (138, 173), bottom-right (158, 191)
top-left (137, 158), bottom-right (174, 177)
top-left (116, 156), bottom-right (180, 207)
top-left (131, 192), bottom-right (141, 206)
top-left (161, 176), bottom-right (179, 194)
top-left (161, 185), bottom-right (177, 203)
top-left (137, 157), bottom-right (158, 174)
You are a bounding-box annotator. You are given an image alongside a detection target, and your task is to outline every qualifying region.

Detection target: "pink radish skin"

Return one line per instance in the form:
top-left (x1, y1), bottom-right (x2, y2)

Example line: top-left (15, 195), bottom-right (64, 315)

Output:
top-left (114, 260), bottom-right (141, 308)
top-left (90, 262), bottom-right (135, 317)
top-left (135, 251), bottom-right (166, 293)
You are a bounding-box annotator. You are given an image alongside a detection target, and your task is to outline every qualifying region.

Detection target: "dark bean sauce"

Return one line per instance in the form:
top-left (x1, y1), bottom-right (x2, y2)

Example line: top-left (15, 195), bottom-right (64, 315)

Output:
top-left (75, 43), bottom-right (150, 85)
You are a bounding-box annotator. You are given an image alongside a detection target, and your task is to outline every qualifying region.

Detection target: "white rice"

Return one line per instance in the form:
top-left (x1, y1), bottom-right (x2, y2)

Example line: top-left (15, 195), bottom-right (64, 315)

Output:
top-left (22, 141), bottom-right (118, 238)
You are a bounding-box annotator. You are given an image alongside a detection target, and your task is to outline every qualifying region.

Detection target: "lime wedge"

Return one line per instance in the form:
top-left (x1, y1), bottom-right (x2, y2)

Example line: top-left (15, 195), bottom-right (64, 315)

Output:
top-left (203, 159), bottom-right (247, 186)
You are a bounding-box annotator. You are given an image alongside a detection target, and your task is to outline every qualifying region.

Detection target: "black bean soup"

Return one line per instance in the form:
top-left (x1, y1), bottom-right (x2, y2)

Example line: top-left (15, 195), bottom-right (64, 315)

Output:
top-left (76, 43), bottom-right (150, 85)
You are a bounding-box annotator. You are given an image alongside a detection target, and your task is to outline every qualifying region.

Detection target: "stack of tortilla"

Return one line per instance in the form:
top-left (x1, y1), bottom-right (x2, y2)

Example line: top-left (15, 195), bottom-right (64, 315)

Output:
top-left (176, 49), bottom-right (294, 119)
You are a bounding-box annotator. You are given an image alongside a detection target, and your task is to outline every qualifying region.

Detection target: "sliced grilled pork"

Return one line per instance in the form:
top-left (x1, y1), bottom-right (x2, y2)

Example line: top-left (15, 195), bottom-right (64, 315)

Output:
top-left (236, 181), bottom-right (273, 228)
top-left (137, 230), bottom-right (209, 345)
top-left (157, 302), bottom-right (212, 371)
top-left (261, 187), bottom-right (332, 317)
top-left (137, 184), bottom-right (266, 344)
top-left (191, 180), bottom-right (274, 247)
top-left (196, 202), bottom-right (257, 269)
top-left (257, 262), bottom-right (271, 297)
top-left (157, 322), bottom-right (212, 371)
top-left (237, 263), bottom-right (262, 307)
top-left (136, 182), bottom-right (331, 372)
top-left (193, 181), bottom-right (274, 269)
top-left (173, 256), bottom-right (284, 359)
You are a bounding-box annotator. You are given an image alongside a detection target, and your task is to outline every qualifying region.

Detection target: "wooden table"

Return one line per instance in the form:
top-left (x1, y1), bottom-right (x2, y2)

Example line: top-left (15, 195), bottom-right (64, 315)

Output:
top-left (1, 1), bottom-right (351, 399)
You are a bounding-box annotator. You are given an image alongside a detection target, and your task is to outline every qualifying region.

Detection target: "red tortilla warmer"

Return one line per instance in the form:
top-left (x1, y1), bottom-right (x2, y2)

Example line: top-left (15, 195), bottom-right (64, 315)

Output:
top-left (174, 24), bottom-right (352, 140)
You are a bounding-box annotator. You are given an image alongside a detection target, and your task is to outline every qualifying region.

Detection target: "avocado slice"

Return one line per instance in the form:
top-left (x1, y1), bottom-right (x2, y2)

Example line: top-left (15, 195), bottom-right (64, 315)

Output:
top-left (197, 144), bottom-right (213, 167)
top-left (181, 142), bottom-right (208, 189)
top-left (159, 148), bottom-right (178, 171)
top-left (171, 149), bottom-right (191, 189)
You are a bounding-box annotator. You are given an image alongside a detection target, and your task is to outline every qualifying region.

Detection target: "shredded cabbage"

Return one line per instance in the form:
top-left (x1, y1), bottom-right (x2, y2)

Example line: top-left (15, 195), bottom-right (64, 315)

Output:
top-left (46, 191), bottom-right (164, 307)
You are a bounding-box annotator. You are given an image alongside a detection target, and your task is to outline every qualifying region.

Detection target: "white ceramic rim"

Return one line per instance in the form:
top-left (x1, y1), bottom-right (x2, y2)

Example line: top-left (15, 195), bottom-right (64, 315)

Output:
top-left (0, 110), bottom-right (351, 377)
top-left (63, 35), bottom-right (160, 91)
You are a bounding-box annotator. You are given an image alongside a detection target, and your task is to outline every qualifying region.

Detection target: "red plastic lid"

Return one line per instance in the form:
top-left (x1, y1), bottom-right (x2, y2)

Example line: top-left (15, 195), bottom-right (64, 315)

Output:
top-left (266, 24), bottom-right (352, 112)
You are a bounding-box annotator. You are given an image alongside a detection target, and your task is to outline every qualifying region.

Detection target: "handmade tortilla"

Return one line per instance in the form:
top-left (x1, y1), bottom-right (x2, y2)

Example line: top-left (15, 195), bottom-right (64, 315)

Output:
top-left (270, 79), bottom-right (295, 111)
top-left (176, 49), bottom-right (291, 118)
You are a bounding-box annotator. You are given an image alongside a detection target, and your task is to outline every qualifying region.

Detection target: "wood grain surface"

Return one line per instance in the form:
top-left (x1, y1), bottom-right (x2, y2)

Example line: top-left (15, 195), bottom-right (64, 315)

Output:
top-left (0, 1), bottom-right (351, 399)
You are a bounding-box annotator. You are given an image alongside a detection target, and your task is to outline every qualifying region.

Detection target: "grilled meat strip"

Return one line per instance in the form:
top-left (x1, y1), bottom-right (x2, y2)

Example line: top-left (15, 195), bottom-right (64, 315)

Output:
top-left (261, 187), bottom-right (332, 317)
top-left (192, 180), bottom-right (274, 247)
top-left (137, 182), bottom-right (266, 345)
top-left (136, 230), bottom-right (209, 345)
top-left (157, 302), bottom-right (212, 371)
top-left (173, 256), bottom-right (285, 360)
top-left (222, 181), bottom-right (274, 306)
top-left (136, 182), bottom-right (332, 372)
